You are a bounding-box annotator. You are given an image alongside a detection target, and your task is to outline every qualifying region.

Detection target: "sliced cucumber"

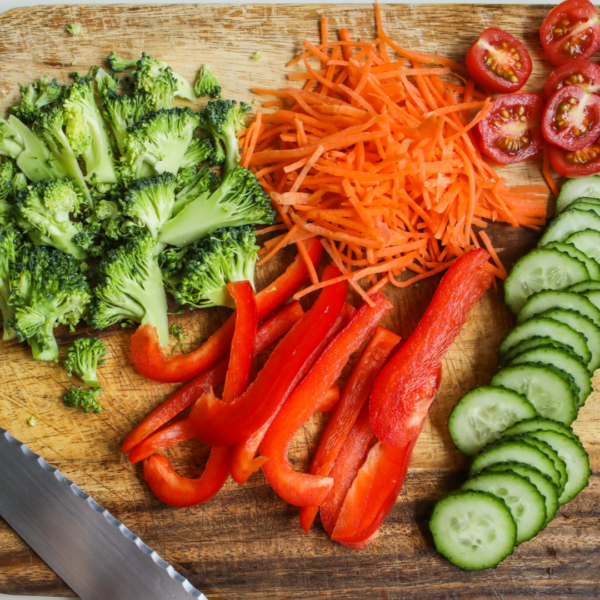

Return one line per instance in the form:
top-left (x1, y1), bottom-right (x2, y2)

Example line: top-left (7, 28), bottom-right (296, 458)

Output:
top-left (483, 463), bottom-right (559, 527)
top-left (503, 416), bottom-right (580, 444)
top-left (556, 176), bottom-right (600, 213)
top-left (539, 209), bottom-right (600, 246)
top-left (564, 230), bottom-right (600, 267)
top-left (430, 491), bottom-right (517, 571)
top-left (545, 242), bottom-right (600, 280)
top-left (498, 317), bottom-right (591, 366)
top-left (499, 337), bottom-right (576, 367)
top-left (491, 363), bottom-right (578, 426)
top-left (569, 280), bottom-right (600, 293)
top-left (526, 431), bottom-right (591, 505)
top-left (471, 439), bottom-right (561, 489)
top-left (544, 308), bottom-right (600, 372)
top-left (566, 199), bottom-right (600, 218)
top-left (517, 290), bottom-right (600, 326)
top-left (503, 248), bottom-right (590, 315)
top-left (461, 472), bottom-right (546, 544)
top-left (508, 347), bottom-right (592, 407)
top-left (582, 290), bottom-right (600, 314)
top-left (448, 387), bottom-right (537, 457)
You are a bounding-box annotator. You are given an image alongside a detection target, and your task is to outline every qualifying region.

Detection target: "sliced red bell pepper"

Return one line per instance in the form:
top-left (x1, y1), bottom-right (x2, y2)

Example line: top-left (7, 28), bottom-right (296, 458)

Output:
top-left (122, 301), bottom-right (304, 453)
top-left (260, 293), bottom-right (393, 508)
top-left (299, 326), bottom-right (400, 532)
top-left (369, 248), bottom-right (493, 449)
top-left (131, 238), bottom-right (323, 383)
top-left (189, 266), bottom-right (348, 448)
top-left (223, 281), bottom-right (257, 403)
top-left (128, 418), bottom-right (195, 464)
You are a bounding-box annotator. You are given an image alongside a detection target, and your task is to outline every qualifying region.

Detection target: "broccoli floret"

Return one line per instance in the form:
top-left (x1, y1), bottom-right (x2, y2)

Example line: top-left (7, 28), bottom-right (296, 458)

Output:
top-left (101, 90), bottom-right (152, 155)
top-left (181, 137), bottom-right (214, 170)
top-left (250, 52), bottom-right (262, 61)
top-left (194, 65), bottom-right (222, 99)
top-left (0, 225), bottom-right (22, 340)
top-left (87, 232), bottom-right (169, 346)
top-left (14, 179), bottom-right (87, 260)
top-left (95, 68), bottom-right (118, 97)
top-left (33, 107), bottom-right (92, 204)
top-left (0, 159), bottom-right (17, 201)
top-left (166, 226), bottom-right (259, 309)
top-left (119, 107), bottom-right (200, 182)
top-left (63, 386), bottom-right (102, 413)
top-left (159, 166), bottom-right (275, 247)
top-left (107, 51), bottom-right (138, 73)
top-left (9, 77), bottom-right (64, 123)
top-left (7, 245), bottom-right (91, 361)
top-left (199, 100), bottom-right (250, 174)
top-left (66, 23), bottom-right (82, 36)
top-left (12, 172), bottom-right (27, 195)
top-left (120, 173), bottom-right (177, 239)
top-left (173, 164), bottom-right (220, 216)
top-left (64, 337), bottom-right (107, 388)
top-left (63, 75), bottom-right (117, 184)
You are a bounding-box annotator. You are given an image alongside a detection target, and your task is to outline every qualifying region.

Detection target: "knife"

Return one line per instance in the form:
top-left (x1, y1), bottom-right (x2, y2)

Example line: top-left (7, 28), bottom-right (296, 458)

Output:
top-left (0, 427), bottom-right (205, 600)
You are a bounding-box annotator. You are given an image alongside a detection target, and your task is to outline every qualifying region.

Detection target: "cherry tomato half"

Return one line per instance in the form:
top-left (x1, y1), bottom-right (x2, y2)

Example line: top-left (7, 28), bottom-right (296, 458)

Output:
top-left (465, 28), bottom-right (532, 93)
top-left (474, 93), bottom-right (544, 165)
top-left (548, 140), bottom-right (600, 176)
top-left (544, 58), bottom-right (600, 98)
top-left (543, 85), bottom-right (600, 150)
top-left (540, 0), bottom-right (600, 66)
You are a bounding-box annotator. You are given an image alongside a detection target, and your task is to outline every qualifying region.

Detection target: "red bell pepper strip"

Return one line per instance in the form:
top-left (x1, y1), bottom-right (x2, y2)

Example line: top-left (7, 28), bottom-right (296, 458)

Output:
top-left (299, 326), bottom-right (400, 532)
top-left (131, 238), bottom-right (323, 383)
top-left (229, 303), bottom-right (356, 485)
top-left (223, 281), bottom-right (257, 403)
top-left (316, 386), bottom-right (341, 414)
top-left (260, 293), bottom-right (393, 508)
top-left (122, 302), bottom-right (304, 453)
top-left (189, 266), bottom-right (348, 448)
top-left (369, 248), bottom-right (493, 449)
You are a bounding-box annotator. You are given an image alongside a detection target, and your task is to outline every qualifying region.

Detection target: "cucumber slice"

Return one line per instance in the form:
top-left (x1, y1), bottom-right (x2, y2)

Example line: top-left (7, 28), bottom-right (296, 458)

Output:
top-left (564, 230), bottom-right (600, 267)
top-left (430, 491), bottom-right (517, 571)
top-left (545, 242), bottom-right (600, 280)
top-left (504, 248), bottom-right (590, 315)
top-left (556, 176), bottom-right (600, 213)
top-left (544, 308), bottom-right (600, 372)
top-left (539, 209), bottom-right (600, 246)
top-left (491, 363), bottom-right (578, 426)
top-left (471, 439), bottom-right (561, 489)
top-left (508, 347), bottom-right (592, 407)
top-left (448, 387), bottom-right (537, 457)
top-left (526, 430), bottom-right (591, 505)
top-left (503, 416), bottom-right (580, 444)
top-left (461, 472), bottom-right (546, 544)
top-left (581, 290), bottom-right (600, 313)
top-left (567, 199), bottom-right (600, 217)
top-left (483, 463), bottom-right (558, 527)
top-left (498, 317), bottom-right (591, 365)
top-left (569, 280), bottom-right (600, 292)
top-left (499, 337), bottom-right (576, 367)
top-left (517, 290), bottom-right (600, 326)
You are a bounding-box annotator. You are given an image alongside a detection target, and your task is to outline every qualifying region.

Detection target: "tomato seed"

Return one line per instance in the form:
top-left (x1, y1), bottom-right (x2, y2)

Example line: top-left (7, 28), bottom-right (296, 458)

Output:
top-left (566, 145), bottom-right (600, 164)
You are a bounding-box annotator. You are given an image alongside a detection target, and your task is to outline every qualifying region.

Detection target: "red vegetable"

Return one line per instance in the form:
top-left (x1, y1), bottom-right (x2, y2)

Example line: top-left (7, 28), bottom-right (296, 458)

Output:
top-left (189, 266), bottom-right (348, 447)
top-left (261, 294), bottom-right (394, 508)
top-left (465, 28), bottom-right (532, 93)
top-left (544, 58), bottom-right (600, 98)
top-left (370, 249), bottom-right (494, 449)
top-left (548, 139), bottom-right (600, 176)
top-left (299, 326), bottom-right (401, 532)
top-left (122, 302), bottom-right (304, 453)
top-left (128, 419), bottom-right (195, 464)
top-left (540, 0), bottom-right (600, 66)
top-left (542, 85), bottom-right (600, 150)
top-left (131, 238), bottom-right (323, 383)
top-left (474, 93), bottom-right (544, 164)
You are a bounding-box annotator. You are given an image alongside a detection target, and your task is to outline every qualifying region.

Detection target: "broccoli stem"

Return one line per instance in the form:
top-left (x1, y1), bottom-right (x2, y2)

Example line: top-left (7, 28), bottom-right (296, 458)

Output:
top-left (134, 258), bottom-right (169, 345)
top-left (28, 228), bottom-right (87, 261)
top-left (29, 335), bottom-right (59, 362)
top-left (0, 294), bottom-right (16, 341)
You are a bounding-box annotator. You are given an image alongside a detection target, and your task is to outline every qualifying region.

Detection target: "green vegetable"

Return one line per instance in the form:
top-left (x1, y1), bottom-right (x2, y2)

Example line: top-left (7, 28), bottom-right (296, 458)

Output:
top-left (169, 323), bottom-right (187, 353)
top-left (181, 137), bottom-right (215, 170)
top-left (0, 224), bottom-right (22, 341)
top-left (63, 386), bottom-right (102, 413)
top-left (27, 416), bottom-right (36, 426)
top-left (94, 68), bottom-right (118, 98)
top-left (194, 64), bottom-right (222, 98)
top-left (173, 164), bottom-right (220, 216)
top-left (107, 51), bottom-right (138, 73)
top-left (8, 77), bottom-right (64, 123)
top-left (250, 52), bottom-right (262, 61)
top-left (66, 23), bottom-right (82, 36)
top-left (64, 337), bottom-right (107, 388)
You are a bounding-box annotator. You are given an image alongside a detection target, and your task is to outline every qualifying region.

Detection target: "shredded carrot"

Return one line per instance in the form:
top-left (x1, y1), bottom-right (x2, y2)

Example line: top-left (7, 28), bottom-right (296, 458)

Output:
top-left (543, 144), bottom-right (560, 197)
top-left (244, 3), bottom-right (550, 294)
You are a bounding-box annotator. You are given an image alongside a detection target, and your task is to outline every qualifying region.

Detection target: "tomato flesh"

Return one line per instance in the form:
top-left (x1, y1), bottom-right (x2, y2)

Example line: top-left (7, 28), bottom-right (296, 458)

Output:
top-left (540, 0), bottom-right (600, 66)
top-left (544, 59), bottom-right (600, 98)
top-left (465, 28), bottom-right (532, 93)
top-left (474, 93), bottom-right (544, 165)
top-left (548, 140), bottom-right (600, 176)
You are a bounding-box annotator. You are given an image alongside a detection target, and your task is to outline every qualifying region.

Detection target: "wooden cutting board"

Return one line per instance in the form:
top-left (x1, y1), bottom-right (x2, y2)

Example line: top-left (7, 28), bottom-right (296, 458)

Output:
top-left (0, 3), bottom-right (598, 598)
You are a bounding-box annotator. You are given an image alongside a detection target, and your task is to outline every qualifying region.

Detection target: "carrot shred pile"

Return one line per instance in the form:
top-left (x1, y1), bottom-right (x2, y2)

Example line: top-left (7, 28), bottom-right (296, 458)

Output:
top-left (242, 3), bottom-right (549, 299)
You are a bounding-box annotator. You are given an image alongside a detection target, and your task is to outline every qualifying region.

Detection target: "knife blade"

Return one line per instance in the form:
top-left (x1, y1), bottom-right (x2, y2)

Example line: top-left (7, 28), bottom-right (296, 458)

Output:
top-left (0, 427), bottom-right (205, 600)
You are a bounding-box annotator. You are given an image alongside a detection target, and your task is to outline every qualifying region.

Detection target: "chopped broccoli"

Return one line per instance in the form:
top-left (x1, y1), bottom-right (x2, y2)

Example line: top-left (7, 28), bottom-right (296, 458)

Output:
top-left (95, 68), bottom-right (118, 97)
top-left (27, 416), bottom-right (36, 426)
top-left (199, 100), bottom-right (250, 174)
top-left (165, 226), bottom-right (259, 309)
top-left (12, 172), bottom-right (27, 195)
top-left (172, 164), bottom-right (220, 216)
top-left (119, 107), bottom-right (200, 182)
top-left (120, 172), bottom-right (177, 239)
top-left (66, 23), bottom-right (82, 36)
top-left (63, 75), bottom-right (117, 184)
top-left (159, 166), bottom-right (275, 247)
top-left (0, 159), bottom-right (17, 201)
top-left (7, 245), bottom-right (91, 361)
top-left (14, 179), bottom-right (88, 260)
top-left (64, 337), bottom-right (107, 388)
top-left (0, 224), bottom-right (22, 340)
top-left (250, 52), bottom-right (262, 61)
top-left (8, 77), bottom-right (64, 123)
top-left (107, 51), bottom-right (138, 73)
top-left (87, 232), bottom-right (169, 346)
top-left (194, 64), bottom-right (222, 99)
top-left (169, 323), bottom-right (187, 353)
top-left (63, 386), bottom-right (102, 413)
top-left (181, 137), bottom-right (214, 170)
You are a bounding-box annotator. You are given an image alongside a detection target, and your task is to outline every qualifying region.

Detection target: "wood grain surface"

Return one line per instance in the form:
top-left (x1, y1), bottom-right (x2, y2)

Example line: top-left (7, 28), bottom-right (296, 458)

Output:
top-left (0, 3), bottom-right (598, 599)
